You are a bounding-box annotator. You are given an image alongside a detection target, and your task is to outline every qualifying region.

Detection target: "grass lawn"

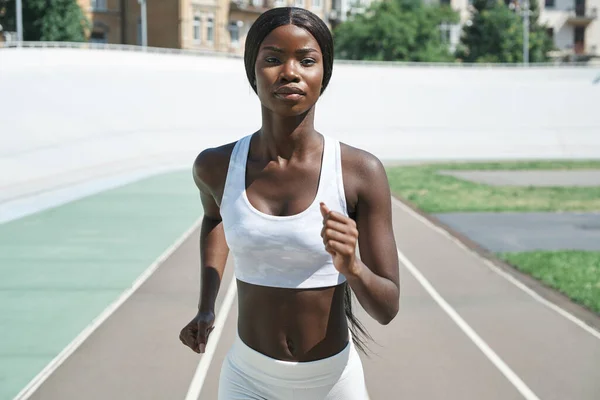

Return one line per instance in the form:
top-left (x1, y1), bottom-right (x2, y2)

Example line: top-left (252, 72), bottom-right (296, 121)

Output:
top-left (386, 160), bottom-right (600, 314)
top-left (497, 251), bottom-right (600, 314)
top-left (385, 160), bottom-right (600, 213)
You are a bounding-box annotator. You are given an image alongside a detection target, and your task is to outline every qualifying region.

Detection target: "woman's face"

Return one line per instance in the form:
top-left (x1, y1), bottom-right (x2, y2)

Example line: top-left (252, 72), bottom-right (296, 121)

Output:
top-left (254, 24), bottom-right (324, 117)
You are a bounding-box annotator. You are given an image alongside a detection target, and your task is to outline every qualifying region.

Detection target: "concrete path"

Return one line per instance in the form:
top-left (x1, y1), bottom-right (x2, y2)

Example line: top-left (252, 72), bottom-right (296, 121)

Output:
top-left (438, 170), bottom-right (600, 187)
top-left (433, 212), bottom-right (600, 252)
top-left (19, 196), bottom-right (600, 400)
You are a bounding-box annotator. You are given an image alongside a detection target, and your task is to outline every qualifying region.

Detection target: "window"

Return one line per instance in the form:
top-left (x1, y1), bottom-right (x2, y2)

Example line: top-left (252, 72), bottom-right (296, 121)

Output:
top-left (575, 0), bottom-right (585, 16)
top-left (440, 0), bottom-right (451, 5)
top-left (295, 0), bottom-right (305, 7)
top-left (90, 30), bottom-right (107, 43)
top-left (229, 22), bottom-right (240, 47)
top-left (544, 0), bottom-right (555, 7)
top-left (546, 27), bottom-right (554, 40)
top-left (574, 26), bottom-right (585, 54)
top-left (274, 0), bottom-right (286, 6)
top-left (313, 0), bottom-right (322, 8)
top-left (574, 26), bottom-right (585, 42)
top-left (193, 16), bottom-right (201, 42)
top-left (91, 0), bottom-right (107, 11)
top-left (439, 22), bottom-right (451, 43)
top-left (90, 22), bottom-right (108, 43)
top-left (207, 17), bottom-right (214, 43)
top-left (252, 0), bottom-right (263, 6)
top-left (449, 24), bottom-right (460, 52)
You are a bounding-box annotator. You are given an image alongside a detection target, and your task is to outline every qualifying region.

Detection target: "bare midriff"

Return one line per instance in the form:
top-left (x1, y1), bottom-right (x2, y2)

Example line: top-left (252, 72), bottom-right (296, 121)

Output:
top-left (236, 279), bottom-right (350, 362)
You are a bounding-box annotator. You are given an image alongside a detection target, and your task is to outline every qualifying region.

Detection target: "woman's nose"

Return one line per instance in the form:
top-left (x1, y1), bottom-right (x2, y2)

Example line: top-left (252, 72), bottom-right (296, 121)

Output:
top-left (279, 60), bottom-right (300, 82)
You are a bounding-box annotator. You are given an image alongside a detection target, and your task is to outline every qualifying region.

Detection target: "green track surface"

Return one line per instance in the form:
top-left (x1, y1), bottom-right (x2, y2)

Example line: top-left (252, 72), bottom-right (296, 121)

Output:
top-left (0, 170), bottom-right (201, 400)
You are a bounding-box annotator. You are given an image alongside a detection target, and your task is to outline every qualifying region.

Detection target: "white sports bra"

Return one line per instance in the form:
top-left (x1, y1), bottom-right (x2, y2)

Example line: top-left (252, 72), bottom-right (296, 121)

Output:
top-left (220, 133), bottom-right (349, 289)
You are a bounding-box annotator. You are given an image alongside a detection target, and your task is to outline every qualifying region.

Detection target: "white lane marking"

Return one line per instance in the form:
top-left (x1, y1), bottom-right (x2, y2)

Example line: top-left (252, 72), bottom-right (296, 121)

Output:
top-left (13, 218), bottom-right (203, 400)
top-left (397, 249), bottom-right (541, 400)
top-left (391, 196), bottom-right (600, 340)
top-left (477, 257), bottom-right (600, 340)
top-left (185, 277), bottom-right (237, 400)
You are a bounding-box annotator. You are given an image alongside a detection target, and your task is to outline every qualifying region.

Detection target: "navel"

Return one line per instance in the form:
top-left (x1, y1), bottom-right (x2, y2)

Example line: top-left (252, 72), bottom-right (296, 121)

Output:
top-left (286, 337), bottom-right (296, 356)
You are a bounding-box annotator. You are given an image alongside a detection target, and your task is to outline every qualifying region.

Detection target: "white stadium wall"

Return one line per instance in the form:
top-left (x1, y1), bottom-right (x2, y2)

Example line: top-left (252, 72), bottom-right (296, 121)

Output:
top-left (1, 47), bottom-right (599, 203)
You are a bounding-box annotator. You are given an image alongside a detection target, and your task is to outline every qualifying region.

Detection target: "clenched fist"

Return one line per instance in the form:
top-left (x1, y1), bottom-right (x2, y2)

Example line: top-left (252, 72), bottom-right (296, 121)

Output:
top-left (320, 202), bottom-right (361, 277)
top-left (179, 310), bottom-right (215, 354)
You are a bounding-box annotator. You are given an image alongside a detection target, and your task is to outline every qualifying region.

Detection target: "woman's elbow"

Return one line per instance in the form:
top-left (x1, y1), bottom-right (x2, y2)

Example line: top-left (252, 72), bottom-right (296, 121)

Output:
top-left (378, 299), bottom-right (399, 325)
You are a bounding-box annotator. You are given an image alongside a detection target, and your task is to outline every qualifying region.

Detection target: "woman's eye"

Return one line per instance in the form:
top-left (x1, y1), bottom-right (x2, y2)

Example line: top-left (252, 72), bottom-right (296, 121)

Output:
top-left (301, 59), bottom-right (316, 66)
top-left (265, 57), bottom-right (280, 63)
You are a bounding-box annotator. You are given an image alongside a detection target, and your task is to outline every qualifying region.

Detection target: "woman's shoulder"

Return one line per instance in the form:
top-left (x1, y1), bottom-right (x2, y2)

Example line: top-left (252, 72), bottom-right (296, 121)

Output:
top-left (192, 140), bottom-right (239, 193)
top-left (339, 141), bottom-right (386, 182)
top-left (337, 140), bottom-right (389, 213)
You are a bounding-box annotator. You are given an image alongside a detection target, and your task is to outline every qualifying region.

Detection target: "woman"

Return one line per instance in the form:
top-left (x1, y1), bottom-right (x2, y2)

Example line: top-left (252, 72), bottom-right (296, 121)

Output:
top-left (179, 7), bottom-right (400, 399)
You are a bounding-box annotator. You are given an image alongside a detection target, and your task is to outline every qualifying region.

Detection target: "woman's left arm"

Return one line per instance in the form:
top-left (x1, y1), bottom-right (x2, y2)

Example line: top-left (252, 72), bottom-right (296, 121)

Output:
top-left (320, 152), bottom-right (400, 325)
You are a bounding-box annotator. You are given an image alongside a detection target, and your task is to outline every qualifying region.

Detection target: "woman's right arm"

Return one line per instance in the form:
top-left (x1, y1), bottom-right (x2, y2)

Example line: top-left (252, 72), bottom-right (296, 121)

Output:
top-left (180, 148), bottom-right (230, 354)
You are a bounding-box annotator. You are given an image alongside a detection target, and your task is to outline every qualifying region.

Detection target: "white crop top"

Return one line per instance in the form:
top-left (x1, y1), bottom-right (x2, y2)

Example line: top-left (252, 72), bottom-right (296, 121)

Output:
top-left (220, 134), bottom-right (348, 289)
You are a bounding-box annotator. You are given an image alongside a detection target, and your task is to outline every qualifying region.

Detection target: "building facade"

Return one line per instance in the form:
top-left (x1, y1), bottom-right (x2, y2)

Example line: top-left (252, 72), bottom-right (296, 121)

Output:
top-left (439, 0), bottom-right (600, 59)
top-left (77, 0), bottom-right (136, 45)
top-left (225, 0), bottom-right (332, 52)
top-left (75, 0), bottom-right (598, 61)
top-left (328, 0), bottom-right (375, 28)
top-left (539, 0), bottom-right (599, 59)
top-left (77, 0), bottom-right (332, 54)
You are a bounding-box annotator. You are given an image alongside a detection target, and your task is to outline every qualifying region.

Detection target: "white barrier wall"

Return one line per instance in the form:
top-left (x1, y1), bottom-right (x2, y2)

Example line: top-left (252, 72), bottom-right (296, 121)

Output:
top-left (1, 48), bottom-right (599, 201)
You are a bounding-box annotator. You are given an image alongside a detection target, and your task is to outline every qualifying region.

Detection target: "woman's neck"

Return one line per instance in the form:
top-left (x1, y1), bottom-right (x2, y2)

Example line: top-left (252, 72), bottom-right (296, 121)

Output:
top-left (256, 105), bottom-right (321, 162)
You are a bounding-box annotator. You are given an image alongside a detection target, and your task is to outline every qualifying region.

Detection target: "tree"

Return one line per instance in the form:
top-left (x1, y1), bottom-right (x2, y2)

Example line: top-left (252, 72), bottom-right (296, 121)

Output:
top-left (333, 0), bottom-right (460, 62)
top-left (0, 0), bottom-right (90, 42)
top-left (456, 0), bottom-right (553, 63)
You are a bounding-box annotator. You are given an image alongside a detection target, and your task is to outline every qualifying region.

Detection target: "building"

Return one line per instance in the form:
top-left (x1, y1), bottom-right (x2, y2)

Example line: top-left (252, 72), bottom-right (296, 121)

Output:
top-left (438, 0), bottom-right (600, 60)
top-left (74, 0), bottom-right (599, 62)
top-left (77, 0), bottom-right (134, 45)
top-left (328, 0), bottom-right (375, 28)
top-left (77, 0), bottom-right (333, 55)
top-left (228, 0), bottom-right (332, 52)
top-left (539, 0), bottom-right (599, 60)
top-left (78, 0), bottom-right (213, 48)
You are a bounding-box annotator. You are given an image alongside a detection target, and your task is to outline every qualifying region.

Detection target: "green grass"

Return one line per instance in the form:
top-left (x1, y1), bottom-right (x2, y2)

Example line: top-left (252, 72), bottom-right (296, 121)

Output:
top-left (385, 160), bottom-right (600, 213)
top-left (385, 160), bottom-right (600, 314)
top-left (418, 160), bottom-right (600, 171)
top-left (497, 251), bottom-right (600, 314)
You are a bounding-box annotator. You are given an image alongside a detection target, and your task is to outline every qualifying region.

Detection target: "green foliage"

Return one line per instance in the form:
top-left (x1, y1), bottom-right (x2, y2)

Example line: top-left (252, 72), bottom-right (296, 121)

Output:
top-left (456, 0), bottom-right (554, 63)
top-left (0, 0), bottom-right (90, 41)
top-left (333, 0), bottom-right (460, 62)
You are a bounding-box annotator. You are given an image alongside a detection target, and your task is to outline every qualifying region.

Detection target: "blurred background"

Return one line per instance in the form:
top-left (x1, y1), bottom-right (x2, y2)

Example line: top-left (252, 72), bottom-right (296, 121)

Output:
top-left (1, 0), bottom-right (599, 63)
top-left (0, 1), bottom-right (599, 400)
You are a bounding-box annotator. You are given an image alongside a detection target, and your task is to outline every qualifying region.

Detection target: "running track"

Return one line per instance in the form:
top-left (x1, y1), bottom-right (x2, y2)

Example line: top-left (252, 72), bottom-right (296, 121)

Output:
top-left (3, 49), bottom-right (600, 400)
top-left (13, 189), bottom-right (600, 399)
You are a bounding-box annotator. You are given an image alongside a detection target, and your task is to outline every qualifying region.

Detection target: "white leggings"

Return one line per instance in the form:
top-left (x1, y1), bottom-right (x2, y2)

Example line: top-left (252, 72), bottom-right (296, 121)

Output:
top-left (218, 333), bottom-right (369, 400)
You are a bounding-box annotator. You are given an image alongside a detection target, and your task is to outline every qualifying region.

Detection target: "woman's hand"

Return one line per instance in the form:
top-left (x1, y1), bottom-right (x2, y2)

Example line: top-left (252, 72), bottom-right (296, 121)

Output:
top-left (179, 310), bottom-right (215, 354)
top-left (320, 202), bottom-right (362, 278)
